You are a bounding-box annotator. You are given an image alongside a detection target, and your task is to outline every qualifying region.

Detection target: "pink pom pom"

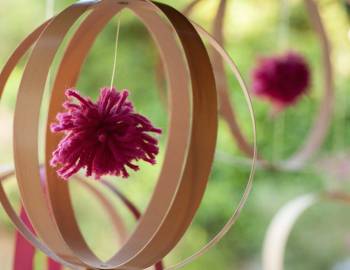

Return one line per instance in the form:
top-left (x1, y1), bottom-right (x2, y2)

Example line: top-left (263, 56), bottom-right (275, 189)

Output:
top-left (251, 51), bottom-right (310, 109)
top-left (51, 87), bottom-right (162, 180)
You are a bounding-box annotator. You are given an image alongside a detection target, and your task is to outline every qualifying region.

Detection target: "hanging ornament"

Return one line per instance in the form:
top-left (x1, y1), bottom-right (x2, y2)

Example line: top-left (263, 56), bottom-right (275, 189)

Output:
top-left (155, 0), bottom-right (334, 171)
top-left (210, 0), bottom-right (332, 170)
top-left (0, 0), bottom-right (257, 269)
top-left (244, 0), bottom-right (333, 171)
top-left (251, 51), bottom-right (310, 110)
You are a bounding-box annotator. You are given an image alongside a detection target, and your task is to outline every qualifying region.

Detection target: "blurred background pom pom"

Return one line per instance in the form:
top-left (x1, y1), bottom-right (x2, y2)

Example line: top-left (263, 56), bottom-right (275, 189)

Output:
top-left (251, 51), bottom-right (310, 110)
top-left (50, 87), bottom-right (162, 180)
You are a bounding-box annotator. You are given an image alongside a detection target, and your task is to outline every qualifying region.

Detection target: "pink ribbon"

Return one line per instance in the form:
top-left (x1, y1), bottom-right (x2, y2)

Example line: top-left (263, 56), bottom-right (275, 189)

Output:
top-left (13, 208), bottom-right (62, 270)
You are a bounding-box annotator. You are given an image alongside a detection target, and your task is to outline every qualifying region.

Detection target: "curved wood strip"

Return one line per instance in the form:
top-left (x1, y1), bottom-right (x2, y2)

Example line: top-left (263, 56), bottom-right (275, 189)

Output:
top-left (262, 192), bottom-right (350, 270)
top-left (0, 4), bottom-right (96, 268)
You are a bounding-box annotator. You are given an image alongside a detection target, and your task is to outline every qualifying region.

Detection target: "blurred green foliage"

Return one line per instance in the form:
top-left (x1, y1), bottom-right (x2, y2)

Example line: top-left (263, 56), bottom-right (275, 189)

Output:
top-left (0, 0), bottom-right (350, 270)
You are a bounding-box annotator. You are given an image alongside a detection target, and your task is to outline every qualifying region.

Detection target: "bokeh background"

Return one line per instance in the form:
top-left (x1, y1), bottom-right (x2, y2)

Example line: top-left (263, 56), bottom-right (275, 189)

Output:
top-left (1, 0), bottom-right (350, 269)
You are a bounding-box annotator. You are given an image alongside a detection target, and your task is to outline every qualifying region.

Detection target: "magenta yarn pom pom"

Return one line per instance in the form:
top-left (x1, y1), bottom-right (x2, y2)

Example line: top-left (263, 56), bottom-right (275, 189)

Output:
top-left (251, 51), bottom-right (310, 109)
top-left (50, 87), bottom-right (162, 180)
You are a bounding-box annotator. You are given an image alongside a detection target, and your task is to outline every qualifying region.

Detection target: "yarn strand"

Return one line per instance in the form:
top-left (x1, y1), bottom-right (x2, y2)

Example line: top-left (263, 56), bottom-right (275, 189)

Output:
top-left (110, 17), bottom-right (121, 89)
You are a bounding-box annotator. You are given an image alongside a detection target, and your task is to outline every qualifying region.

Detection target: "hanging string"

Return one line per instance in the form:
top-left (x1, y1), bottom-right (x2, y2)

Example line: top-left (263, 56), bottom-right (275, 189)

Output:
top-left (110, 17), bottom-right (121, 89)
top-left (333, 89), bottom-right (347, 151)
top-left (277, 0), bottom-right (290, 51)
top-left (272, 0), bottom-right (290, 162)
top-left (272, 110), bottom-right (285, 162)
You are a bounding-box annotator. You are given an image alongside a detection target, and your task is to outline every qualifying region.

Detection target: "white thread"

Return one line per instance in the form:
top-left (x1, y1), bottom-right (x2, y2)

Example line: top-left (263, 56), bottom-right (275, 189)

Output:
top-left (110, 17), bottom-right (121, 89)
